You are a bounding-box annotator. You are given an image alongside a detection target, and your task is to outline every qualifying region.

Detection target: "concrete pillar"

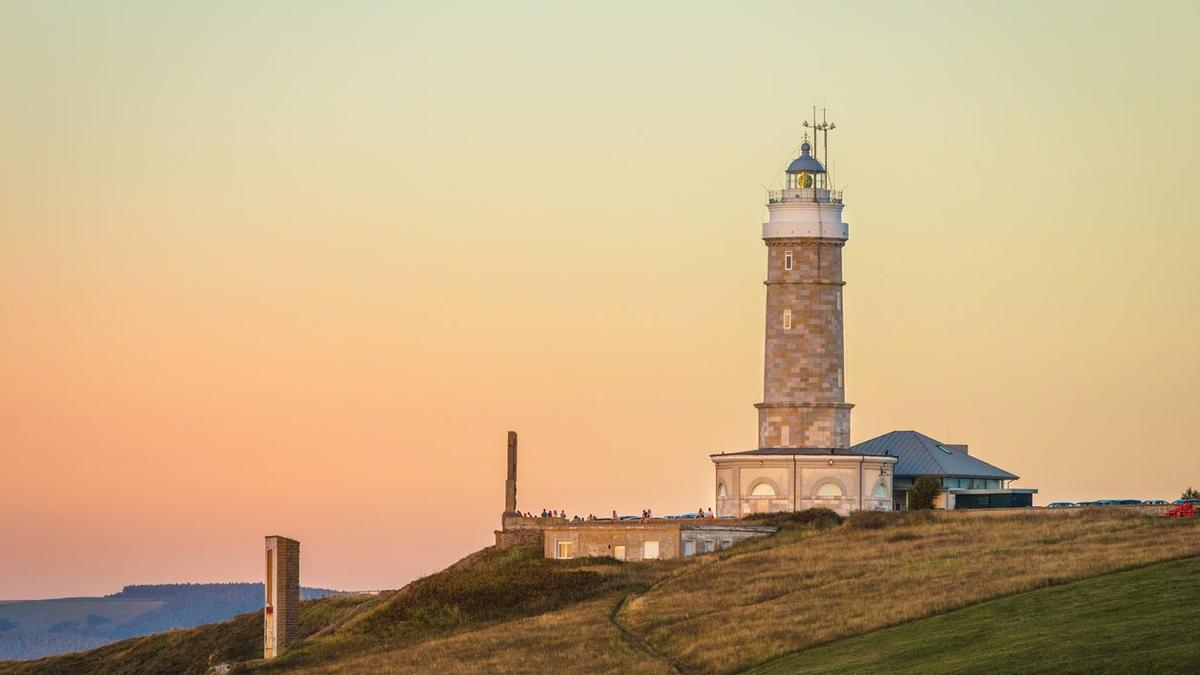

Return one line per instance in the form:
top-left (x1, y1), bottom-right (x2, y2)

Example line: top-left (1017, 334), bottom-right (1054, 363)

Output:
top-left (264, 535), bottom-right (300, 659)
top-left (505, 431), bottom-right (518, 515)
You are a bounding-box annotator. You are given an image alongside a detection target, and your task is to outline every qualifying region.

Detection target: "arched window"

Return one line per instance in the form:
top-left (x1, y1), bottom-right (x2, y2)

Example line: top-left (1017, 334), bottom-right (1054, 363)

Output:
top-left (717, 483), bottom-right (727, 498)
top-left (816, 482), bottom-right (843, 498)
top-left (873, 483), bottom-right (887, 498)
top-left (751, 482), bottom-right (777, 497)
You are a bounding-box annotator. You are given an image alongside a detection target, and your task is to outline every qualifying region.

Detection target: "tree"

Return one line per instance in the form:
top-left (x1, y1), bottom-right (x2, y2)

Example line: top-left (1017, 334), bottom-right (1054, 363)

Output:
top-left (909, 476), bottom-right (942, 511)
top-left (1182, 487), bottom-right (1200, 500)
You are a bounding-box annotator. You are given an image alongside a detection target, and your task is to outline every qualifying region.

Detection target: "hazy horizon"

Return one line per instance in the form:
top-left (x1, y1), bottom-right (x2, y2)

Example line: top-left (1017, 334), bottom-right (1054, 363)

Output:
top-left (3, 0), bottom-right (1199, 599)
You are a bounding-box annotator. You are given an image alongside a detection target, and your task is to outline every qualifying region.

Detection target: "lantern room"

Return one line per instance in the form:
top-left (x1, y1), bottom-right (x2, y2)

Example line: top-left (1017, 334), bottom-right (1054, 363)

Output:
top-left (785, 141), bottom-right (827, 190)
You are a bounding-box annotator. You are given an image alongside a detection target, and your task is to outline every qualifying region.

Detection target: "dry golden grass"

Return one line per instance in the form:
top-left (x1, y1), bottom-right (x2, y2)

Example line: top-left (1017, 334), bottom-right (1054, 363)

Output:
top-left (291, 596), bottom-right (674, 675)
top-left (618, 509), bottom-right (1200, 673)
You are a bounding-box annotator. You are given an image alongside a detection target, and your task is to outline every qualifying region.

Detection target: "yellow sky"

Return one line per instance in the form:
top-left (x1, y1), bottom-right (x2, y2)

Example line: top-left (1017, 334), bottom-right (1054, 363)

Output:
top-left (2, 0), bottom-right (1199, 598)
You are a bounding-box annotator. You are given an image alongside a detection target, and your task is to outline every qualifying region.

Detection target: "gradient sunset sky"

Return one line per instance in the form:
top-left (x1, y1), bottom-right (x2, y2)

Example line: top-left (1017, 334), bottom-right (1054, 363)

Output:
top-left (3, 1), bottom-right (1199, 599)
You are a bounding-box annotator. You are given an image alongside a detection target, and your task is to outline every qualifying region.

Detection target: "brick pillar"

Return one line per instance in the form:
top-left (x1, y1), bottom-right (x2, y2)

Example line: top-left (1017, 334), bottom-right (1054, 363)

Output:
top-left (264, 536), bottom-right (300, 658)
top-left (505, 431), bottom-right (518, 515)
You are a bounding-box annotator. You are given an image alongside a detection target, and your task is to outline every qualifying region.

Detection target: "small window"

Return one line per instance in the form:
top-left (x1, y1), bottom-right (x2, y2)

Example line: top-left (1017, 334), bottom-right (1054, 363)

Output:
top-left (837, 368), bottom-right (843, 388)
top-left (613, 545), bottom-right (626, 561)
top-left (556, 540), bottom-right (573, 559)
top-left (717, 482), bottom-right (727, 498)
top-left (836, 290), bottom-right (842, 311)
top-left (784, 250), bottom-right (793, 271)
top-left (783, 309), bottom-right (792, 330)
top-left (644, 540), bottom-right (660, 560)
top-left (874, 483), bottom-right (887, 498)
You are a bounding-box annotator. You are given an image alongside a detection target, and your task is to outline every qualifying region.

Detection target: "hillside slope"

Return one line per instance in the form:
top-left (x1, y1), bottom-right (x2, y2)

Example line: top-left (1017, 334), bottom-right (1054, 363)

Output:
top-left (749, 556), bottom-right (1200, 674)
top-left (0, 585), bottom-right (341, 661)
top-left (2, 509), bottom-right (1197, 674)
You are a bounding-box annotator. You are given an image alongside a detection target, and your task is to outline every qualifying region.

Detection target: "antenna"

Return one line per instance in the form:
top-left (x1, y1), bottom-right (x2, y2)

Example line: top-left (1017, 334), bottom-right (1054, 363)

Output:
top-left (812, 105), bottom-right (818, 159)
top-left (812, 108), bottom-right (836, 172)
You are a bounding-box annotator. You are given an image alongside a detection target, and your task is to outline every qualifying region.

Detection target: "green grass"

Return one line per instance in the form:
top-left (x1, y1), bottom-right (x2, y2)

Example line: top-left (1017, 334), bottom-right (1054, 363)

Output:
top-left (749, 556), bottom-right (1200, 674)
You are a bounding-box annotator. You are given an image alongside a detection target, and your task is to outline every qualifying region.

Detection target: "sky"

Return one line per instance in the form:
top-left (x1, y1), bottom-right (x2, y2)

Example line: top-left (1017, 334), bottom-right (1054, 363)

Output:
top-left (2, 0), bottom-right (1198, 599)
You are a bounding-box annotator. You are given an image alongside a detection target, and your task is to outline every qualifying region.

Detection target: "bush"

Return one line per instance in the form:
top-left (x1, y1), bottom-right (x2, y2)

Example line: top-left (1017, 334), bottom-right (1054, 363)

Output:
top-left (744, 508), bottom-right (843, 530)
top-left (909, 476), bottom-right (942, 511)
top-left (1181, 487), bottom-right (1200, 500)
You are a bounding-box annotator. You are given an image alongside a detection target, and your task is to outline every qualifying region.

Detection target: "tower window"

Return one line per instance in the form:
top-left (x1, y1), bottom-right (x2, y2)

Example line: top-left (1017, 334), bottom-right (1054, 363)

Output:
top-left (837, 368), bottom-right (843, 388)
top-left (783, 309), bottom-right (792, 330)
top-left (836, 290), bottom-right (842, 311)
top-left (784, 250), bottom-right (793, 271)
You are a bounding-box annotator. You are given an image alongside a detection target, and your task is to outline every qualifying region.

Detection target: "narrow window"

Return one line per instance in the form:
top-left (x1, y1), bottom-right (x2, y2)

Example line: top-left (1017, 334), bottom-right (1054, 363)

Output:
top-left (836, 290), bottom-right (842, 311)
top-left (837, 368), bottom-right (843, 388)
top-left (783, 309), bottom-right (792, 330)
top-left (265, 549), bottom-right (274, 609)
top-left (780, 425), bottom-right (790, 446)
top-left (784, 250), bottom-right (793, 271)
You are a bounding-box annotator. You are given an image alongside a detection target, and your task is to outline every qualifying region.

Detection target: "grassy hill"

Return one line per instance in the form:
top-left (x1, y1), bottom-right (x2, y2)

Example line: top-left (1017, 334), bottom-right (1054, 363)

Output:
top-left (2, 508), bottom-right (1197, 674)
top-left (748, 556), bottom-right (1200, 674)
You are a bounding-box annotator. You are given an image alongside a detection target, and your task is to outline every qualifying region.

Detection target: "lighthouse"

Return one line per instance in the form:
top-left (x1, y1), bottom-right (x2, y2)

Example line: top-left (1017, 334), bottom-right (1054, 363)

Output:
top-left (756, 139), bottom-right (852, 449)
top-left (712, 124), bottom-right (897, 517)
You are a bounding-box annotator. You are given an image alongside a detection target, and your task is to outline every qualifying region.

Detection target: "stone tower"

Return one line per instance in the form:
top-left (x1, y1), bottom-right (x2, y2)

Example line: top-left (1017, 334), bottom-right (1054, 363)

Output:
top-left (755, 140), bottom-right (852, 449)
top-left (504, 431), bottom-right (518, 515)
top-left (264, 535), bottom-right (300, 659)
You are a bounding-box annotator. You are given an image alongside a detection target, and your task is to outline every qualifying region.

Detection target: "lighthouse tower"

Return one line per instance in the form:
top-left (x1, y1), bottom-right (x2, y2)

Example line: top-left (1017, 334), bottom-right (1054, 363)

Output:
top-left (756, 139), bottom-right (852, 449)
top-left (710, 124), bottom-right (895, 517)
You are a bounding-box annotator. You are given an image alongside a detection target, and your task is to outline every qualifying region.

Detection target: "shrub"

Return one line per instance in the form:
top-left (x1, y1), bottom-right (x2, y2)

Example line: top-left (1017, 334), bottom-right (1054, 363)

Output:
top-left (1181, 487), bottom-right (1200, 500)
top-left (744, 508), bottom-right (843, 530)
top-left (909, 476), bottom-right (942, 511)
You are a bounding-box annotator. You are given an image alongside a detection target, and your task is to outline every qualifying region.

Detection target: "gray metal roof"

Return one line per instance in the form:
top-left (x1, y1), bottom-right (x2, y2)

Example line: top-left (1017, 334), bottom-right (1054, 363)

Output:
top-left (850, 430), bottom-right (1018, 480)
top-left (786, 142), bottom-right (826, 174)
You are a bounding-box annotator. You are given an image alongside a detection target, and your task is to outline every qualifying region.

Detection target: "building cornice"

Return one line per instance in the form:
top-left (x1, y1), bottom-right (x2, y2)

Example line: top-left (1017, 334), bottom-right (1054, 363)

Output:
top-left (755, 402), bottom-right (854, 410)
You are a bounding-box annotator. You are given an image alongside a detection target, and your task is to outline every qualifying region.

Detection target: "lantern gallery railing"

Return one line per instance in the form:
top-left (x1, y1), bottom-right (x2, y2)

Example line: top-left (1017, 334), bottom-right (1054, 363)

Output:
top-left (767, 188), bottom-right (843, 204)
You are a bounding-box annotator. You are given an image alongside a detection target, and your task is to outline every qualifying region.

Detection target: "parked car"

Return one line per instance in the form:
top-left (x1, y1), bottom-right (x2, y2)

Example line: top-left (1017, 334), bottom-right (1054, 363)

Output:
top-left (1047, 501), bottom-right (1078, 508)
top-left (618, 515), bottom-right (641, 521)
top-left (1172, 498), bottom-right (1200, 506)
top-left (1144, 499), bottom-right (1169, 506)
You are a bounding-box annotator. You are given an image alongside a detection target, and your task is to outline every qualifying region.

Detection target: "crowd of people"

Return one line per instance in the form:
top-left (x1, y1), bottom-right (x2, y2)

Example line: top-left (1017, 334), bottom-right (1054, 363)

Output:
top-left (522, 507), bottom-right (716, 522)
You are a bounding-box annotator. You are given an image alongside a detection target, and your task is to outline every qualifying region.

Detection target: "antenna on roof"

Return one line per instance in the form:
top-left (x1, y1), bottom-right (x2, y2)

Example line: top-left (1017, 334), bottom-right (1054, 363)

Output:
top-left (809, 108), bottom-right (835, 173)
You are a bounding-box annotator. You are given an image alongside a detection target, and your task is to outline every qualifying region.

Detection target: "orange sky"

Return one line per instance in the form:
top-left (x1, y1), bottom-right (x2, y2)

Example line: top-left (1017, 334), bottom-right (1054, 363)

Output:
top-left (3, 1), bottom-right (1199, 599)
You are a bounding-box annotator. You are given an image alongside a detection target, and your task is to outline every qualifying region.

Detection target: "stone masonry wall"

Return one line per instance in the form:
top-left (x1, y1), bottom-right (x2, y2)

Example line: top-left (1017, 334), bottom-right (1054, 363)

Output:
top-left (758, 239), bottom-right (850, 448)
top-left (264, 536), bottom-right (300, 659)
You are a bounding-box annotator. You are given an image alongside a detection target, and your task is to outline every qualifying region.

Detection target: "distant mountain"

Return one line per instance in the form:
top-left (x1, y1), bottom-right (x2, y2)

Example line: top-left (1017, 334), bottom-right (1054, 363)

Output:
top-left (0, 583), bottom-right (341, 661)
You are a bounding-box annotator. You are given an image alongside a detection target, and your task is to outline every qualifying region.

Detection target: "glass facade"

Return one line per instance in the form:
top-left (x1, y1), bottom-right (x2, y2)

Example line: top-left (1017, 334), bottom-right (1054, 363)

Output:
top-left (942, 477), bottom-right (1002, 490)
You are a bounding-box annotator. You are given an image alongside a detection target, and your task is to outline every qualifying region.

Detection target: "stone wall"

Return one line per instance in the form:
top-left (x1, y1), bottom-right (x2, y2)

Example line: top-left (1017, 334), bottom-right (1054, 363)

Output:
top-left (264, 536), bottom-right (300, 659)
top-left (758, 239), bottom-right (850, 448)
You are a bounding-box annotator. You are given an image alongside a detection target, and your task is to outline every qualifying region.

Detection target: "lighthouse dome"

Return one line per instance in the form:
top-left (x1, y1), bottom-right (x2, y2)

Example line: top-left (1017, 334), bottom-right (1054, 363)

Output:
top-left (786, 141), bottom-right (825, 174)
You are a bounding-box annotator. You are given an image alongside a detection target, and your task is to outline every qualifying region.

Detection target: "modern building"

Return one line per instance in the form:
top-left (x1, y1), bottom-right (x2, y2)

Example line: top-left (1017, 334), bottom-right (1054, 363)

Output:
top-left (713, 131), bottom-right (896, 518)
top-left (544, 521), bottom-right (775, 561)
top-left (852, 430), bottom-right (1036, 510)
